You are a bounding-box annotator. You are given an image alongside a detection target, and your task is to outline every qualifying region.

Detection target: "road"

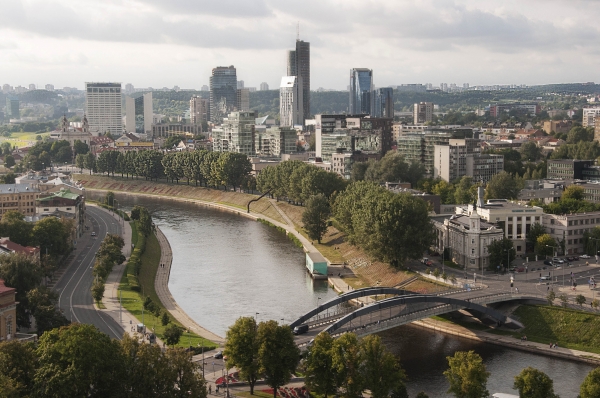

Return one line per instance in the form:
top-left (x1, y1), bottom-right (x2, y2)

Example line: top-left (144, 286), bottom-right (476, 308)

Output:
top-left (54, 206), bottom-right (125, 339)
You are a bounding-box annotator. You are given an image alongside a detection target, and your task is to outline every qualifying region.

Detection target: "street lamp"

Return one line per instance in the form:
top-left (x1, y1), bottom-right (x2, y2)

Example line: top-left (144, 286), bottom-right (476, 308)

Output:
top-left (546, 244), bottom-right (563, 286)
top-left (503, 247), bottom-right (514, 273)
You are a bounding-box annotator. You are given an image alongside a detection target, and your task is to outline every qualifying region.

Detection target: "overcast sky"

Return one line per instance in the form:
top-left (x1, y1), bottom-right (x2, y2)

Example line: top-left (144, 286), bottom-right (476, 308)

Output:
top-left (1, 0), bottom-right (599, 90)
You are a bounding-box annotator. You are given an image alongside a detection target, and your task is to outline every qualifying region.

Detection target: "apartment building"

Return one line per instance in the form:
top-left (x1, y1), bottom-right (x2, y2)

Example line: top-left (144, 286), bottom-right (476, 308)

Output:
top-left (547, 159), bottom-right (595, 180)
top-left (0, 184), bottom-right (40, 217)
top-left (542, 212), bottom-right (600, 255)
top-left (583, 107), bottom-right (600, 128)
top-left (413, 102), bottom-right (433, 124)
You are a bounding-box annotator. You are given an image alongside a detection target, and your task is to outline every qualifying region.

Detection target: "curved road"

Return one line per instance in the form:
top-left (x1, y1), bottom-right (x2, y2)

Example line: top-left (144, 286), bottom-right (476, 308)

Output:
top-left (54, 206), bottom-right (124, 339)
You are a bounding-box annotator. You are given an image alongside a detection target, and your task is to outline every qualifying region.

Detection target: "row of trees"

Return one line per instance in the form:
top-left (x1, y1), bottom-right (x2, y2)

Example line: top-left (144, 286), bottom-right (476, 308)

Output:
top-left (351, 151), bottom-right (425, 188)
top-left (0, 324), bottom-right (206, 398)
top-left (15, 139), bottom-right (89, 172)
top-left (91, 234), bottom-right (126, 304)
top-left (333, 181), bottom-right (434, 267)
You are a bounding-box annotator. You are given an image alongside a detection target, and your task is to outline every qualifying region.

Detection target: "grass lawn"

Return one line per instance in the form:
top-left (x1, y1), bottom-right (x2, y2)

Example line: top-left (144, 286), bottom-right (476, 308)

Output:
top-left (119, 227), bottom-right (217, 349)
top-left (130, 221), bottom-right (138, 247)
top-left (0, 132), bottom-right (50, 148)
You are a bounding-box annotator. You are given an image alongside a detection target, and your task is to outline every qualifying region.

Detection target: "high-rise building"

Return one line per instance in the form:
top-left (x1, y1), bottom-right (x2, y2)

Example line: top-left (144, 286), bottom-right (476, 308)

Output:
top-left (349, 68), bottom-right (373, 115)
top-left (209, 66), bottom-right (237, 124)
top-left (286, 40), bottom-right (310, 121)
top-left (413, 102), bottom-right (434, 124)
top-left (260, 82), bottom-right (269, 91)
top-left (237, 80), bottom-right (244, 89)
top-left (45, 84), bottom-right (54, 91)
top-left (85, 82), bottom-right (123, 136)
top-left (373, 87), bottom-right (394, 118)
top-left (279, 76), bottom-right (304, 127)
top-left (125, 83), bottom-right (134, 94)
top-left (125, 92), bottom-right (153, 135)
top-left (237, 88), bottom-right (250, 112)
top-left (583, 107), bottom-right (600, 127)
top-left (190, 95), bottom-right (209, 125)
top-left (5, 98), bottom-right (19, 119)
top-left (214, 111), bottom-right (256, 155)
top-left (201, 85), bottom-right (209, 92)
top-left (28, 84), bottom-right (36, 91)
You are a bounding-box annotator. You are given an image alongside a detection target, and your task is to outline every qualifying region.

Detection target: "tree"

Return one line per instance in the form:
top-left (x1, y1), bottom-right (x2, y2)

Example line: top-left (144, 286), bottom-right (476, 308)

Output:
top-left (73, 139), bottom-right (89, 155)
top-left (105, 191), bottom-right (115, 207)
top-left (161, 311), bottom-right (171, 326)
top-left (257, 321), bottom-right (300, 398)
top-left (302, 194), bottom-right (330, 244)
top-left (163, 347), bottom-right (208, 398)
top-left (91, 281), bottom-right (105, 304)
top-left (520, 141), bottom-right (542, 162)
top-left (26, 286), bottom-right (69, 335)
top-left (444, 350), bottom-right (489, 398)
top-left (513, 367), bottom-right (559, 398)
top-left (0, 142), bottom-right (11, 155)
top-left (454, 176), bottom-right (474, 204)
top-left (487, 237), bottom-right (516, 272)
top-left (576, 294), bottom-right (586, 307)
top-left (4, 154), bottom-right (15, 168)
top-left (559, 293), bottom-right (568, 307)
top-left (562, 185), bottom-right (584, 201)
top-left (224, 317), bottom-right (260, 394)
top-left (526, 223), bottom-right (546, 253)
top-left (331, 333), bottom-right (364, 398)
top-left (547, 290), bottom-right (556, 306)
top-left (75, 153), bottom-right (86, 171)
top-left (84, 152), bottom-right (95, 174)
top-left (360, 335), bottom-right (406, 398)
top-left (0, 340), bottom-right (37, 397)
top-left (34, 323), bottom-right (125, 398)
top-left (535, 234), bottom-right (556, 257)
top-left (305, 332), bottom-right (337, 398)
top-left (485, 171), bottom-right (523, 200)
top-left (415, 393), bottom-right (429, 398)
top-left (0, 211), bottom-right (33, 247)
top-left (32, 216), bottom-right (71, 256)
top-left (566, 125), bottom-right (594, 144)
top-left (0, 254), bottom-right (42, 327)
top-left (580, 367), bottom-right (600, 398)
top-left (164, 324), bottom-right (184, 347)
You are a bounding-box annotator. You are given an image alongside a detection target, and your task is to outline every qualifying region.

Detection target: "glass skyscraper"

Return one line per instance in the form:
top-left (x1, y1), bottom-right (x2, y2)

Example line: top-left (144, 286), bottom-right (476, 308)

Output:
top-left (373, 87), bottom-right (394, 118)
top-left (209, 66), bottom-right (238, 124)
top-left (286, 40), bottom-right (310, 121)
top-left (349, 69), bottom-right (373, 115)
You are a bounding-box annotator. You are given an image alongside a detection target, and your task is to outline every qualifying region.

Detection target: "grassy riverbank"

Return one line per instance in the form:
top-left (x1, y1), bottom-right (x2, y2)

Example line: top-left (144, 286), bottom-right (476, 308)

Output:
top-left (119, 221), bottom-right (217, 350)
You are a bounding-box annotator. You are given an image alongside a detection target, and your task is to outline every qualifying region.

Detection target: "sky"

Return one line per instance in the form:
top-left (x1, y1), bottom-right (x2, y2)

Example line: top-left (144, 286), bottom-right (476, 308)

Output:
top-left (1, 0), bottom-right (599, 91)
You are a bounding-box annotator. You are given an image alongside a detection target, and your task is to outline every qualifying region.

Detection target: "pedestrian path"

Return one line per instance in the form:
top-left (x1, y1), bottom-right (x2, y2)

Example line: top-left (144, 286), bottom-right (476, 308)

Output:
top-left (154, 226), bottom-right (225, 344)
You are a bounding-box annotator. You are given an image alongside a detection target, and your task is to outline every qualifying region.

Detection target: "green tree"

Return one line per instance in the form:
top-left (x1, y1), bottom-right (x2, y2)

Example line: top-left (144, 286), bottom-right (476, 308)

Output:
top-left (164, 324), bottom-right (184, 347)
top-left (34, 323), bottom-right (125, 398)
top-left (91, 281), bottom-right (105, 304)
top-left (0, 142), bottom-right (11, 155)
top-left (224, 317), bottom-right (260, 394)
top-left (75, 153), bottom-right (86, 171)
top-left (4, 154), bottom-right (15, 168)
top-left (547, 290), bottom-right (556, 306)
top-left (562, 185), bottom-right (584, 201)
top-left (513, 367), bottom-right (559, 398)
top-left (0, 254), bottom-right (42, 327)
top-left (331, 333), bottom-right (364, 398)
top-left (360, 335), bottom-right (406, 398)
top-left (454, 176), bottom-right (474, 204)
top-left (487, 237), bottom-right (516, 272)
top-left (302, 194), bottom-right (330, 244)
top-left (73, 140), bottom-right (89, 155)
top-left (0, 211), bottom-right (34, 247)
top-left (431, 179), bottom-right (456, 204)
top-left (257, 321), bottom-right (300, 398)
top-left (580, 367), bottom-right (600, 398)
top-left (84, 152), bottom-right (95, 174)
top-left (566, 125), bottom-right (594, 144)
top-left (535, 234), bottom-right (556, 257)
top-left (161, 311), bottom-right (170, 326)
top-left (444, 350), bottom-right (490, 398)
top-left (526, 223), bottom-right (546, 253)
top-left (576, 294), bottom-right (586, 307)
top-left (485, 171), bottom-right (523, 200)
top-left (559, 293), bottom-right (568, 307)
top-left (520, 141), bottom-right (542, 162)
top-left (0, 340), bottom-right (37, 397)
top-left (105, 191), bottom-right (115, 207)
top-left (305, 332), bottom-right (337, 398)
top-left (32, 216), bottom-right (70, 255)
top-left (26, 286), bottom-right (69, 336)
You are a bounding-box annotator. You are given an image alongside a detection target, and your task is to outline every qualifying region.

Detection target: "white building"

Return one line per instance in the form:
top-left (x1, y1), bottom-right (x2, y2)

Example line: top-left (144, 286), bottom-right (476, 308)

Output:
top-left (85, 82), bottom-right (123, 136)
top-left (125, 92), bottom-right (152, 135)
top-left (542, 212), bottom-right (600, 255)
top-left (279, 76), bottom-right (304, 127)
top-left (583, 107), bottom-right (600, 128)
top-left (189, 96), bottom-right (209, 125)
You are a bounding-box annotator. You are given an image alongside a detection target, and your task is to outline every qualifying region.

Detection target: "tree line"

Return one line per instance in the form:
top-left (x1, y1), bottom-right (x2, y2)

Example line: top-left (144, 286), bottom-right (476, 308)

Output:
top-left (15, 139), bottom-right (89, 172)
top-left (0, 324), bottom-right (206, 398)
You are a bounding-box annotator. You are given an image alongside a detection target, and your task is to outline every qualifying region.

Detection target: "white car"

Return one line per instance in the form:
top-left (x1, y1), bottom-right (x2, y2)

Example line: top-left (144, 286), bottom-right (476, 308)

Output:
top-left (581, 254), bottom-right (591, 259)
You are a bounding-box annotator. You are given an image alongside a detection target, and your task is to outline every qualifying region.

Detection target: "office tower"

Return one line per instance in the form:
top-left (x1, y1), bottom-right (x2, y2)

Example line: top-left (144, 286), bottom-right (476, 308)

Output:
top-left (413, 102), bottom-right (434, 124)
top-left (237, 80), bottom-right (244, 89)
top-left (125, 83), bottom-right (134, 94)
top-left (373, 87), bottom-right (394, 118)
top-left (286, 39), bottom-right (310, 120)
top-left (218, 111), bottom-right (257, 155)
top-left (209, 66), bottom-right (237, 124)
top-left (190, 95), bottom-right (209, 125)
top-left (279, 76), bottom-right (304, 127)
top-left (1, 85), bottom-right (11, 93)
top-left (28, 84), bottom-right (36, 91)
top-left (237, 88), bottom-right (250, 112)
top-left (260, 82), bottom-right (269, 91)
top-left (45, 84), bottom-right (54, 91)
top-left (5, 98), bottom-right (19, 119)
top-left (125, 92), bottom-right (153, 135)
top-left (349, 68), bottom-right (373, 115)
top-left (85, 82), bottom-right (123, 135)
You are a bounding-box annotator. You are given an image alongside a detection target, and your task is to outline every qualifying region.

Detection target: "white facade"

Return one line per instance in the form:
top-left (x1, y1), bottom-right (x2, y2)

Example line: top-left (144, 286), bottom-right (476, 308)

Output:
top-left (85, 82), bottom-right (123, 135)
top-left (583, 107), bottom-right (600, 127)
top-left (189, 96), bottom-right (209, 125)
top-left (279, 76), bottom-right (304, 127)
top-left (125, 92), bottom-right (152, 135)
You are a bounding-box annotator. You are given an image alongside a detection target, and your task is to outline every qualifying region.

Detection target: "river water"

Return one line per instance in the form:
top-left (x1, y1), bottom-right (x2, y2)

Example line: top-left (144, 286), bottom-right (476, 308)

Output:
top-left (98, 192), bottom-right (594, 397)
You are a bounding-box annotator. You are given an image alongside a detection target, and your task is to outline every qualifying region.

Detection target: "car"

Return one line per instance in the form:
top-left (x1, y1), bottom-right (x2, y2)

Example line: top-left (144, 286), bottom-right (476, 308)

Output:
top-left (537, 267), bottom-right (542, 271)
top-left (581, 254), bottom-right (591, 259)
top-left (91, 231), bottom-right (96, 237)
top-left (542, 266), bottom-right (547, 270)
top-left (572, 256), bottom-right (579, 261)
top-left (214, 351), bottom-right (223, 359)
top-left (556, 259), bottom-right (564, 264)
top-left (293, 324), bottom-right (309, 335)
top-left (540, 276), bottom-right (551, 281)
top-left (516, 267), bottom-right (525, 273)
top-left (421, 257), bottom-right (429, 264)
top-left (543, 260), bottom-right (553, 266)
top-left (425, 260), bottom-right (433, 267)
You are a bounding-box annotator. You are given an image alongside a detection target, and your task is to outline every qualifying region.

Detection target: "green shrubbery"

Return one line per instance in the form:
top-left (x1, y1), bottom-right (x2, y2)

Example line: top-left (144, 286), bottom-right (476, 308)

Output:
top-left (257, 218), bottom-right (304, 249)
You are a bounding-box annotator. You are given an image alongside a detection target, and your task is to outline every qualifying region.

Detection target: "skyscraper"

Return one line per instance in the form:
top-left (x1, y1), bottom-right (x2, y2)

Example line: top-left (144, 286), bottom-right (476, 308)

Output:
top-left (413, 102), bottom-right (434, 124)
top-left (286, 40), bottom-right (310, 121)
top-left (279, 76), bottom-right (303, 127)
top-left (125, 92), bottom-right (153, 135)
top-left (237, 88), bottom-right (250, 112)
top-left (5, 97), bottom-right (19, 119)
top-left (373, 88), bottom-right (394, 118)
top-left (209, 66), bottom-right (238, 124)
top-left (349, 68), bottom-right (373, 115)
top-left (85, 82), bottom-right (122, 135)
top-left (260, 82), bottom-right (269, 91)
top-left (190, 95), bottom-right (209, 125)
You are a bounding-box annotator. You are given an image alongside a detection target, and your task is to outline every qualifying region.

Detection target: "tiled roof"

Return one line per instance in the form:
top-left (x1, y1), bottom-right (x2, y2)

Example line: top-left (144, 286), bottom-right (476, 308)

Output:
top-left (0, 279), bottom-right (15, 295)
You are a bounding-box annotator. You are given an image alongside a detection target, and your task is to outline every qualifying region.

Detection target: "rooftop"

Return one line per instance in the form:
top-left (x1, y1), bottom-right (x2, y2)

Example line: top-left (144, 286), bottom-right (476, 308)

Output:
top-left (38, 189), bottom-right (80, 202)
top-left (0, 184), bottom-right (40, 193)
top-left (448, 214), bottom-right (496, 230)
top-left (0, 279), bottom-right (15, 295)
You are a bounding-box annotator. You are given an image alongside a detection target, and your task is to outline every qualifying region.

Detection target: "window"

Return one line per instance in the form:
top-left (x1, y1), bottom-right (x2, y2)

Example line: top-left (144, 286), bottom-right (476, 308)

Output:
top-left (43, 208), bottom-right (49, 211)
top-left (471, 239), bottom-right (475, 244)
top-left (517, 246), bottom-right (522, 252)
top-left (568, 239), bottom-right (572, 245)
top-left (569, 230), bottom-right (573, 236)
top-left (569, 221), bottom-right (573, 226)
top-left (66, 208), bottom-right (72, 210)
top-left (551, 219), bottom-right (555, 225)
top-left (551, 228), bottom-right (555, 234)
top-left (471, 248), bottom-right (475, 254)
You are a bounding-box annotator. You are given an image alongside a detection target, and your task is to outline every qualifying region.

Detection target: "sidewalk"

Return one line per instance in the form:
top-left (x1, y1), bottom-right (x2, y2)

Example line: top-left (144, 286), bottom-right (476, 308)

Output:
top-left (93, 205), bottom-right (163, 343)
top-left (154, 226), bottom-right (225, 344)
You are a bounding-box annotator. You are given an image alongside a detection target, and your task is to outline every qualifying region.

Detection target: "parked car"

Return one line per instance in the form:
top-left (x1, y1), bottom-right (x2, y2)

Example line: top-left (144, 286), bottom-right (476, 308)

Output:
top-left (91, 231), bottom-right (96, 237)
top-left (540, 276), bottom-right (551, 281)
top-left (214, 351), bottom-right (223, 359)
top-left (421, 257), bottom-right (429, 264)
top-left (556, 259), bottom-right (564, 264)
top-left (516, 267), bottom-right (525, 273)
top-left (581, 254), bottom-right (591, 259)
top-left (543, 260), bottom-right (553, 266)
top-left (572, 256), bottom-right (580, 261)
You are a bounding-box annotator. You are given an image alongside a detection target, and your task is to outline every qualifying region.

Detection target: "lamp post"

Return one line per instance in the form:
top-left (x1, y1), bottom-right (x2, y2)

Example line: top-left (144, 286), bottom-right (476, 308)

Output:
top-left (546, 244), bottom-right (562, 286)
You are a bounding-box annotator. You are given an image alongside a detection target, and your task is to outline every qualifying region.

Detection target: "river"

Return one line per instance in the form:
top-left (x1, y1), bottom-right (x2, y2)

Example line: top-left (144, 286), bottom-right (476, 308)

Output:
top-left (97, 192), bottom-right (594, 397)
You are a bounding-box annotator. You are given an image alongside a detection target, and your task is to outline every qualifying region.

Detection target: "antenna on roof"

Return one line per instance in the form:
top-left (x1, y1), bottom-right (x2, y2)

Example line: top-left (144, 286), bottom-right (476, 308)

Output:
top-left (297, 21), bottom-right (299, 41)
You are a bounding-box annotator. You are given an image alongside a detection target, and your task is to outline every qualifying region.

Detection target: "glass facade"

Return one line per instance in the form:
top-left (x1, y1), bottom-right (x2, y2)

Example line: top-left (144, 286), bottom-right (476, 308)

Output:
top-left (373, 87), bottom-right (393, 118)
top-left (209, 66), bottom-right (237, 123)
top-left (349, 68), bottom-right (373, 115)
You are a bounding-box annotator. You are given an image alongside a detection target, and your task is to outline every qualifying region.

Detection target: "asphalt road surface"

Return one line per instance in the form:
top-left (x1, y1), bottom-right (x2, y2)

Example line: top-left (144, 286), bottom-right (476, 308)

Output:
top-left (54, 206), bottom-right (124, 339)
